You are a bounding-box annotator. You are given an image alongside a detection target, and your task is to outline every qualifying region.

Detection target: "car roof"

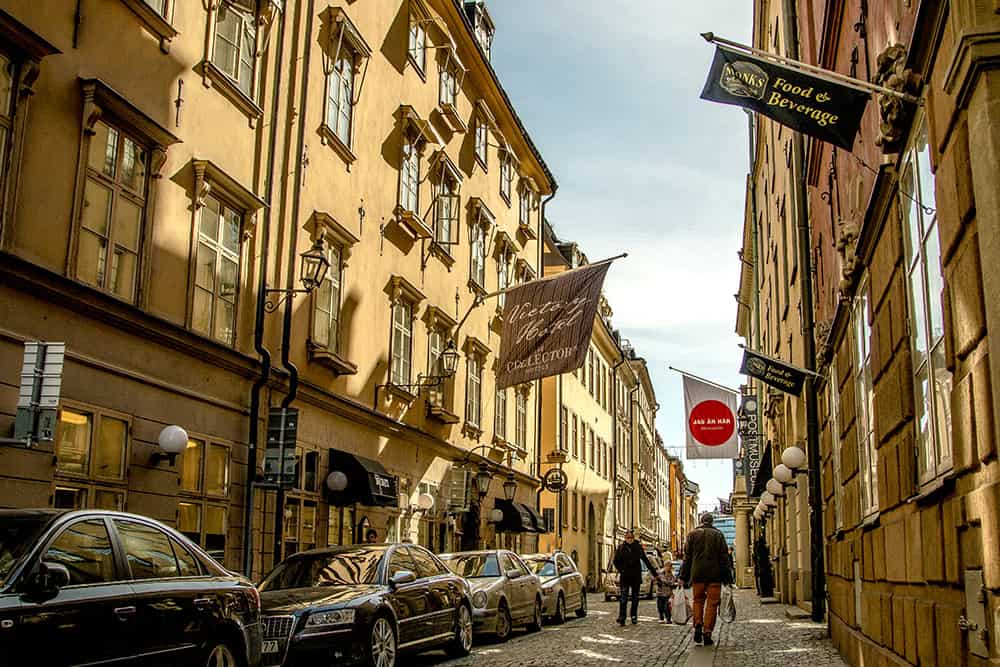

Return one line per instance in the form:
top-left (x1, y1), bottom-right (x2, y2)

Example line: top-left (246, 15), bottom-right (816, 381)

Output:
top-left (438, 550), bottom-right (501, 558)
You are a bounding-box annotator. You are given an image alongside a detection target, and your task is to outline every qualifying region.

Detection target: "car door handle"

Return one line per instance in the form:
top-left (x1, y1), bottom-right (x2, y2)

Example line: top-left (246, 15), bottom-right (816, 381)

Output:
top-left (113, 606), bottom-right (137, 620)
top-left (193, 598), bottom-right (214, 608)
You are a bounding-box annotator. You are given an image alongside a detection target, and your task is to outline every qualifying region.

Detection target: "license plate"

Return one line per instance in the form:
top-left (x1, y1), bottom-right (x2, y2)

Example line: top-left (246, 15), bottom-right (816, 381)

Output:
top-left (262, 640), bottom-right (280, 654)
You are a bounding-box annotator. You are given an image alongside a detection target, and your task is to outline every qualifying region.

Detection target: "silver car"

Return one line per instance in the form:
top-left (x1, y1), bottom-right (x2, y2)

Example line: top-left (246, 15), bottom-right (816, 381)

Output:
top-left (440, 550), bottom-right (543, 641)
top-left (521, 551), bottom-right (587, 623)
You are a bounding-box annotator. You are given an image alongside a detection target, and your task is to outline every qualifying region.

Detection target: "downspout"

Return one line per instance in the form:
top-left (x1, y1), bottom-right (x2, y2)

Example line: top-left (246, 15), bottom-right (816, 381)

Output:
top-left (782, 0), bottom-right (825, 624)
top-left (273, 0), bottom-right (316, 561)
top-left (243, 4), bottom-right (286, 577)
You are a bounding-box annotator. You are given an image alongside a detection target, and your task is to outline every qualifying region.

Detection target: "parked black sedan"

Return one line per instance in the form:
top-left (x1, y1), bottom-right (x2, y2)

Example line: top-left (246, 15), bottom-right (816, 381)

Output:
top-left (258, 544), bottom-right (473, 667)
top-left (0, 509), bottom-right (262, 667)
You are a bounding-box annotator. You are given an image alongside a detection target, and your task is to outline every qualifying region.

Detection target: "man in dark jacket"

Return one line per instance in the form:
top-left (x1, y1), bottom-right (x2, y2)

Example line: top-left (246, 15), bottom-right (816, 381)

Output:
top-left (680, 513), bottom-right (734, 646)
top-left (613, 529), bottom-right (659, 625)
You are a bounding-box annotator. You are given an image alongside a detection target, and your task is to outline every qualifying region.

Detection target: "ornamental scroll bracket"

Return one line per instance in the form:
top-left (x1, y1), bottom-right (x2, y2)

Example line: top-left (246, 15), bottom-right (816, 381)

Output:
top-left (874, 44), bottom-right (922, 153)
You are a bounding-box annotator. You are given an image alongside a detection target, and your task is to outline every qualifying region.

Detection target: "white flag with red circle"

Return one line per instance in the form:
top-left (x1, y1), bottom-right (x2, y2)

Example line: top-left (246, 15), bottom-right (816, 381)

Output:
top-left (683, 375), bottom-right (739, 459)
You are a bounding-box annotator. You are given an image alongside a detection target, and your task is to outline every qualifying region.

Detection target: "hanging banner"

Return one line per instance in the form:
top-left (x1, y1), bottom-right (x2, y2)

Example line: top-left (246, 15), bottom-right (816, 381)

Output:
top-left (739, 348), bottom-right (806, 396)
top-left (684, 376), bottom-right (739, 459)
top-left (700, 46), bottom-right (869, 150)
top-left (497, 262), bottom-right (612, 388)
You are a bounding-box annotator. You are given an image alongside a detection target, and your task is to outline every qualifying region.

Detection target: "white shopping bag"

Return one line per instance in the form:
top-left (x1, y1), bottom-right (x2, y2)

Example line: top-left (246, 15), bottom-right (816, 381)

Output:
top-left (670, 587), bottom-right (690, 624)
top-left (720, 585), bottom-right (737, 623)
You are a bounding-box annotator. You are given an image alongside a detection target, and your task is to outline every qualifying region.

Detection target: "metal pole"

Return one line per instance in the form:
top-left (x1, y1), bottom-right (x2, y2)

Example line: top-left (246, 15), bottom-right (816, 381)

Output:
top-left (667, 366), bottom-right (740, 394)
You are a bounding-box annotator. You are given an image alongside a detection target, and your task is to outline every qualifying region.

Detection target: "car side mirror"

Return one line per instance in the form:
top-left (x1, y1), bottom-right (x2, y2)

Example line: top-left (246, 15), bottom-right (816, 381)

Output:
top-left (28, 562), bottom-right (70, 595)
top-left (390, 570), bottom-right (416, 588)
top-left (505, 569), bottom-right (522, 580)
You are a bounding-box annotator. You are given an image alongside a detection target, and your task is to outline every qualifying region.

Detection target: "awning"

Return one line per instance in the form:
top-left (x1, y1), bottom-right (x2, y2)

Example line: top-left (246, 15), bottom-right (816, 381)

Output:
top-left (521, 503), bottom-right (547, 533)
top-left (750, 446), bottom-right (772, 498)
top-left (327, 449), bottom-right (399, 507)
top-left (492, 499), bottom-right (540, 533)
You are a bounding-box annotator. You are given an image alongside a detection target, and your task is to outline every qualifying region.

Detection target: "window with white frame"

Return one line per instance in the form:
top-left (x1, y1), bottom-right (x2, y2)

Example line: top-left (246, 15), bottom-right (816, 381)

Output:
top-left (77, 120), bottom-right (148, 302)
top-left (212, 1), bottom-right (256, 99)
top-left (434, 161), bottom-right (460, 246)
top-left (571, 413), bottom-right (578, 458)
top-left (439, 54), bottom-right (460, 109)
top-left (470, 221), bottom-right (486, 288)
top-left (559, 406), bottom-right (568, 452)
top-left (466, 355), bottom-right (482, 427)
top-left (325, 49), bottom-right (355, 148)
top-left (518, 184), bottom-right (533, 228)
top-left (829, 362), bottom-right (844, 529)
top-left (399, 126), bottom-right (421, 214)
top-left (852, 282), bottom-right (878, 517)
top-left (515, 391), bottom-right (527, 450)
top-left (143, 0), bottom-right (169, 16)
top-left (428, 327), bottom-right (446, 406)
top-left (496, 252), bottom-right (510, 308)
top-left (312, 243), bottom-right (343, 352)
top-left (474, 114), bottom-right (488, 168)
top-left (500, 152), bottom-right (513, 203)
top-left (495, 387), bottom-right (507, 440)
top-left (900, 115), bottom-right (952, 485)
top-left (408, 14), bottom-right (426, 74)
top-left (192, 193), bottom-right (241, 346)
top-left (391, 300), bottom-right (413, 386)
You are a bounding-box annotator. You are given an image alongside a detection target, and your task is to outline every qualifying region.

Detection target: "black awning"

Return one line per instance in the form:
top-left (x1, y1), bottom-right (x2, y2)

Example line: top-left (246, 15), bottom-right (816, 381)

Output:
top-left (750, 446), bottom-right (772, 498)
top-left (327, 449), bottom-right (399, 507)
top-left (492, 499), bottom-right (536, 533)
top-left (521, 503), bottom-right (547, 534)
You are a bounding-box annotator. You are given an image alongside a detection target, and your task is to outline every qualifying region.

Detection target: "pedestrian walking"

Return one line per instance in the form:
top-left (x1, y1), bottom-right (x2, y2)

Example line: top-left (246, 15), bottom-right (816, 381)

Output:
top-left (679, 513), bottom-right (734, 646)
top-left (654, 565), bottom-right (674, 623)
top-left (613, 529), bottom-right (659, 626)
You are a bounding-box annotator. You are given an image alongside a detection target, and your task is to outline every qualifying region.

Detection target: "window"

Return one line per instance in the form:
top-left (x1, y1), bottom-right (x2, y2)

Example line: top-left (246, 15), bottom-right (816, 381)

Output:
top-left (434, 162), bottom-right (460, 246)
top-left (519, 186), bottom-right (531, 228)
top-left (212, 1), bottom-right (256, 99)
top-left (44, 520), bottom-right (117, 585)
top-left (325, 49), bottom-right (355, 148)
top-left (495, 387), bottom-right (507, 440)
top-left (499, 152), bottom-right (513, 203)
top-left (179, 438), bottom-right (230, 497)
top-left (76, 120), bottom-right (147, 301)
top-left (571, 491), bottom-right (578, 530)
top-left (900, 116), bottom-right (952, 484)
top-left (143, 0), bottom-right (168, 16)
top-left (474, 114), bottom-right (488, 169)
top-left (282, 497), bottom-right (318, 559)
top-left (559, 406), bottom-right (568, 452)
top-left (466, 355), bottom-right (483, 428)
top-left (0, 53), bottom-right (13, 203)
top-left (572, 414), bottom-right (578, 458)
top-left (428, 327), bottom-right (445, 406)
top-left (829, 362), bottom-right (844, 529)
top-left (515, 391), bottom-right (527, 450)
top-left (192, 193), bottom-right (241, 345)
top-left (55, 406), bottom-right (129, 504)
top-left (438, 52), bottom-right (460, 110)
top-left (177, 501), bottom-right (227, 563)
top-left (399, 127), bottom-right (421, 214)
top-left (115, 520), bottom-right (179, 580)
top-left (497, 253), bottom-right (510, 309)
top-left (391, 300), bottom-right (413, 386)
top-left (588, 427), bottom-right (595, 469)
top-left (470, 221), bottom-right (486, 288)
top-left (852, 283), bottom-right (878, 517)
top-left (408, 15), bottom-right (426, 74)
top-left (313, 243), bottom-right (342, 352)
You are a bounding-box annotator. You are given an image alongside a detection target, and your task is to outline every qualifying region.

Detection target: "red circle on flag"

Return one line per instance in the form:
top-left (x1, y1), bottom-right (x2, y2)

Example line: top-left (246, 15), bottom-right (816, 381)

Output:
top-left (688, 400), bottom-right (735, 446)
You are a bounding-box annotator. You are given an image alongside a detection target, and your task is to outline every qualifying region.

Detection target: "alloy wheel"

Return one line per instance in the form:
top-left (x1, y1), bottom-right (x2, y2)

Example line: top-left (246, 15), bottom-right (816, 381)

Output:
top-left (371, 617), bottom-right (396, 667)
top-left (206, 644), bottom-right (237, 667)
top-left (459, 605), bottom-right (473, 651)
top-left (496, 604), bottom-right (511, 640)
top-left (555, 594), bottom-right (565, 624)
top-left (576, 591), bottom-right (588, 617)
top-left (532, 600), bottom-right (542, 630)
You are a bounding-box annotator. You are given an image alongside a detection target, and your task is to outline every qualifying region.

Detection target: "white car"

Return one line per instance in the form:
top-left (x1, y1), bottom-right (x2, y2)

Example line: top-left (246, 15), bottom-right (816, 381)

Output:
top-left (521, 551), bottom-right (587, 623)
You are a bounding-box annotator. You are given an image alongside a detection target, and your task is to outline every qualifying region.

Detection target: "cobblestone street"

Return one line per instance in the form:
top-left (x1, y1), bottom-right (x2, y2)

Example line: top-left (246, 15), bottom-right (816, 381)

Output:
top-left (410, 589), bottom-right (848, 667)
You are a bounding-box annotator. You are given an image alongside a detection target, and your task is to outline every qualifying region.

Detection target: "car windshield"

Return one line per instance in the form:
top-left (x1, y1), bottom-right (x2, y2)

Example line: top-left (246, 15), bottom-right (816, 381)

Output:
top-left (0, 515), bottom-right (52, 586)
top-left (440, 554), bottom-right (499, 578)
top-left (259, 547), bottom-right (386, 591)
top-left (525, 558), bottom-right (556, 577)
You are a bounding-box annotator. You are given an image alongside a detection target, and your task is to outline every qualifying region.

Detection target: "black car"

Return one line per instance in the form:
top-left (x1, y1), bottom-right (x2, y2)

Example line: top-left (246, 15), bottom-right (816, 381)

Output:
top-left (0, 509), bottom-right (262, 667)
top-left (258, 544), bottom-right (473, 667)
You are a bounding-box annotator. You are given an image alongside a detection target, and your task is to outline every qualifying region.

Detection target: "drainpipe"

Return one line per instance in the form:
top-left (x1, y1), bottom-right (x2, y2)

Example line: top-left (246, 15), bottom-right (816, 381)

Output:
top-left (781, 0), bottom-right (825, 623)
top-left (243, 4), bottom-right (286, 577)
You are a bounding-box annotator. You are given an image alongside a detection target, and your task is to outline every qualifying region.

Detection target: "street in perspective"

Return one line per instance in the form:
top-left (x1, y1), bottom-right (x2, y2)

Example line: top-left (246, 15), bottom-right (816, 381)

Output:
top-left (0, 0), bottom-right (998, 666)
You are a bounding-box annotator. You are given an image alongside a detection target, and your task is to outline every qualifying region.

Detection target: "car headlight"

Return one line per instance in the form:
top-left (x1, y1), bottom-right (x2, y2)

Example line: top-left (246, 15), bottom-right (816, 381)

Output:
top-left (541, 583), bottom-right (555, 595)
top-left (472, 591), bottom-right (488, 609)
top-left (306, 609), bottom-right (355, 627)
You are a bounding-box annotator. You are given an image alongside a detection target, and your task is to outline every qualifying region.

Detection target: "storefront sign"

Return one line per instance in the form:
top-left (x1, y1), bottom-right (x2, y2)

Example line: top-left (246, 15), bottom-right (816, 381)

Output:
top-left (701, 46), bottom-right (869, 150)
top-left (542, 467), bottom-right (567, 492)
top-left (739, 348), bottom-right (806, 396)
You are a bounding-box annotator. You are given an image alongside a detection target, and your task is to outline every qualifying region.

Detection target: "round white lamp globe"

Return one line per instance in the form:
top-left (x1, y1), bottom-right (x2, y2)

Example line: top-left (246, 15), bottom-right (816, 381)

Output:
top-left (416, 493), bottom-right (435, 511)
top-left (766, 478), bottom-right (784, 496)
top-left (157, 425), bottom-right (189, 455)
top-left (782, 445), bottom-right (807, 470)
top-left (773, 463), bottom-right (794, 484)
top-left (489, 508), bottom-right (504, 523)
top-left (326, 471), bottom-right (348, 493)
top-left (761, 491), bottom-right (777, 507)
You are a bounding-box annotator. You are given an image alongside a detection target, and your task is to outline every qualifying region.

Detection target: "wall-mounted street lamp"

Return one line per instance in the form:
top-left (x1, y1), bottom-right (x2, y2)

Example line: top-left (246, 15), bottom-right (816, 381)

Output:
top-left (326, 470), bottom-right (349, 493)
top-left (474, 464), bottom-right (493, 498)
top-left (765, 478), bottom-right (786, 498)
top-left (772, 463), bottom-right (795, 484)
top-left (152, 425), bottom-right (188, 466)
top-left (502, 472), bottom-right (517, 502)
top-left (374, 340), bottom-right (460, 406)
top-left (761, 491), bottom-right (778, 508)
top-left (264, 237), bottom-right (331, 313)
top-left (781, 445), bottom-right (807, 473)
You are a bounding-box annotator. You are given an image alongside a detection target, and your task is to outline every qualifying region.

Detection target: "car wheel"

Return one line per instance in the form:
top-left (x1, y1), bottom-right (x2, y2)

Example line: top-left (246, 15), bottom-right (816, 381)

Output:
top-left (496, 602), bottom-right (512, 642)
top-left (553, 593), bottom-right (566, 624)
top-left (526, 598), bottom-right (543, 632)
top-left (205, 643), bottom-right (240, 667)
top-left (576, 592), bottom-right (588, 618)
top-left (367, 616), bottom-right (396, 667)
top-left (445, 604), bottom-right (473, 658)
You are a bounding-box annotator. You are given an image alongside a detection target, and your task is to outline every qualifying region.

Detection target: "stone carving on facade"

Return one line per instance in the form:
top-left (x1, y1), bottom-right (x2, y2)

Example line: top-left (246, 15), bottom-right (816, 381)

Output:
top-left (815, 319), bottom-right (833, 364)
top-left (874, 44), bottom-right (922, 153)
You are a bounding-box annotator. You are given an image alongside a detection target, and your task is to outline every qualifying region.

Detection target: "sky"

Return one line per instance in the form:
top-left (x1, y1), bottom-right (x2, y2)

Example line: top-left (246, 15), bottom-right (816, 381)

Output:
top-left (488, 2), bottom-right (754, 511)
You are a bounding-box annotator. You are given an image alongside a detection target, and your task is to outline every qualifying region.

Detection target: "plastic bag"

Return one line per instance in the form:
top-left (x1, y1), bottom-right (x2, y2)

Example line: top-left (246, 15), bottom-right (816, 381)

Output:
top-left (670, 587), bottom-right (690, 624)
top-left (719, 585), bottom-right (737, 623)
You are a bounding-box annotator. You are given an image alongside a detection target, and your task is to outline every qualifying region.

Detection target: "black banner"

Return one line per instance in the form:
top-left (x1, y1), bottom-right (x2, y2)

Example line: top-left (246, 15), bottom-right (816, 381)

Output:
top-left (740, 349), bottom-right (806, 396)
top-left (497, 262), bottom-right (612, 389)
top-left (701, 46), bottom-right (869, 150)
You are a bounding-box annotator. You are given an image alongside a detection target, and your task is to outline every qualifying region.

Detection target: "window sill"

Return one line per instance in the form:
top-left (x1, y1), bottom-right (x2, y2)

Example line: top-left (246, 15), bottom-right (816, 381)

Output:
top-left (427, 402), bottom-right (460, 424)
top-left (907, 474), bottom-right (954, 506)
top-left (462, 422), bottom-right (484, 440)
top-left (120, 0), bottom-right (178, 53)
top-left (437, 103), bottom-right (467, 133)
top-left (468, 280), bottom-right (487, 299)
top-left (518, 221), bottom-right (538, 241)
top-left (860, 511), bottom-right (881, 531)
top-left (319, 124), bottom-right (358, 167)
top-left (474, 154), bottom-right (488, 173)
top-left (428, 241), bottom-right (456, 270)
top-left (492, 433), bottom-right (508, 448)
top-left (198, 61), bottom-right (262, 127)
top-left (384, 383), bottom-right (418, 405)
top-left (394, 205), bottom-right (433, 240)
top-left (307, 342), bottom-right (359, 376)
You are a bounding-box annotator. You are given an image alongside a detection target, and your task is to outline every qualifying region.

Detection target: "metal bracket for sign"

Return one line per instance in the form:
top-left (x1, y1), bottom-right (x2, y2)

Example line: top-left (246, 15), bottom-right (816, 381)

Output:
top-left (701, 32), bottom-right (923, 105)
top-left (737, 344), bottom-right (825, 379)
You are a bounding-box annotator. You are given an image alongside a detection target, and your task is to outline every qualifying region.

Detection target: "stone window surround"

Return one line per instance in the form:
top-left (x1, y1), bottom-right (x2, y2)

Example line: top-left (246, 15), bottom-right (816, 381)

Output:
top-left (473, 100), bottom-right (497, 171)
top-left (67, 78), bottom-right (180, 310)
top-left (436, 43), bottom-right (466, 133)
top-left (462, 335), bottom-right (490, 437)
top-left (428, 149), bottom-right (462, 264)
top-left (305, 210), bottom-right (359, 375)
top-left (393, 105), bottom-right (439, 241)
top-left (467, 197), bottom-right (495, 295)
top-left (318, 5), bottom-right (372, 165)
top-left (384, 274), bottom-right (426, 404)
top-left (119, 0), bottom-right (179, 53)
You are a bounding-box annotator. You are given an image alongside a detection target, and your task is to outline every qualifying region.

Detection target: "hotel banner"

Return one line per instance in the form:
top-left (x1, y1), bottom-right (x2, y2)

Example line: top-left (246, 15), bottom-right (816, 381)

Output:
top-left (700, 46), bottom-right (869, 150)
top-left (684, 375), bottom-right (739, 460)
top-left (497, 262), bottom-right (611, 389)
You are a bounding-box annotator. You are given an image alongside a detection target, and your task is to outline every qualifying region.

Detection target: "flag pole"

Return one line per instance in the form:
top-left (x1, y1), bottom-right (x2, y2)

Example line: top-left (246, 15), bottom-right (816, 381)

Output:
top-left (737, 343), bottom-right (825, 379)
top-left (701, 32), bottom-right (922, 105)
top-left (667, 366), bottom-right (740, 394)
